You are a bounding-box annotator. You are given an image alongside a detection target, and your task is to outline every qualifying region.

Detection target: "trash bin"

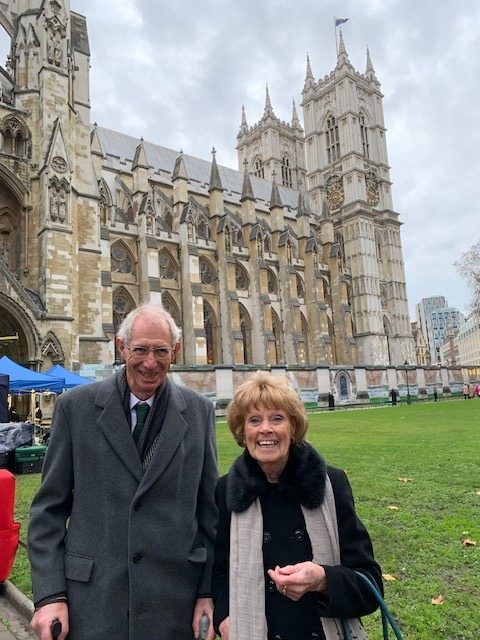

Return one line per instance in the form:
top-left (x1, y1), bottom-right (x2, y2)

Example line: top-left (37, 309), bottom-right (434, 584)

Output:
top-left (0, 469), bottom-right (20, 582)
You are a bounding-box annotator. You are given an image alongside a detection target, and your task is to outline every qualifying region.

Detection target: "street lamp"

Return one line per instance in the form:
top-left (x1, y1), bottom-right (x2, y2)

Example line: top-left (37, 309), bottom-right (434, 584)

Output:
top-left (404, 360), bottom-right (411, 405)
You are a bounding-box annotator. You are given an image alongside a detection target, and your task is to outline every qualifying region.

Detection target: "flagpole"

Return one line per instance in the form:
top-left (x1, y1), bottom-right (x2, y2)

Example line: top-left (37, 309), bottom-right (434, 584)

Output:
top-left (334, 17), bottom-right (338, 55)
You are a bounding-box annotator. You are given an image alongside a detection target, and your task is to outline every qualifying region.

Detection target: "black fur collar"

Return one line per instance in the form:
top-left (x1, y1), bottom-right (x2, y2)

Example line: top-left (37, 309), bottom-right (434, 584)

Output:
top-left (226, 442), bottom-right (327, 513)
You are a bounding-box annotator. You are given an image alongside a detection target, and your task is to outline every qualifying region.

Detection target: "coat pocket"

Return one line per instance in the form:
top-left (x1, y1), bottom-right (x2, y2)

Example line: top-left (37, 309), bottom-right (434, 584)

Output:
top-left (188, 546), bottom-right (207, 563)
top-left (64, 552), bottom-right (94, 583)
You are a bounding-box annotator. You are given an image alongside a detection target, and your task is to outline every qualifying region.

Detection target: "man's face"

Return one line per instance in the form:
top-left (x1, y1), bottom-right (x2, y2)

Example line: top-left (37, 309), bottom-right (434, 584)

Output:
top-left (116, 314), bottom-right (180, 400)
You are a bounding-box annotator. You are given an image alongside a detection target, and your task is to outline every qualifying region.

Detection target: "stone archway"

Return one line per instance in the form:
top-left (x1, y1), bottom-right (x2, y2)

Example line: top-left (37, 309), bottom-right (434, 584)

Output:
top-left (0, 296), bottom-right (38, 365)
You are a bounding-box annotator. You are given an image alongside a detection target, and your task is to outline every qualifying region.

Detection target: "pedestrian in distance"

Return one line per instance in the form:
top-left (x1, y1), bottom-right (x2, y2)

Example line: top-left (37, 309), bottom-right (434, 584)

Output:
top-left (28, 304), bottom-right (218, 640)
top-left (34, 402), bottom-right (42, 422)
top-left (327, 392), bottom-right (335, 411)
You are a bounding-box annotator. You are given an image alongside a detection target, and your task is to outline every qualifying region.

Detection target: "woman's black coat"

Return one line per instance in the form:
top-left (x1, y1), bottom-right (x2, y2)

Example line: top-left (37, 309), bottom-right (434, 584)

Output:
top-left (211, 443), bottom-right (382, 640)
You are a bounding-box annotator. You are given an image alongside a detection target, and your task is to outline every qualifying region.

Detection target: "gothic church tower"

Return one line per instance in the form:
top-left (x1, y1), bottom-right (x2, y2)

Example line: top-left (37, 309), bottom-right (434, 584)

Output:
top-left (301, 34), bottom-right (414, 365)
top-left (236, 87), bottom-right (306, 190)
top-left (0, 0), bottom-right (102, 367)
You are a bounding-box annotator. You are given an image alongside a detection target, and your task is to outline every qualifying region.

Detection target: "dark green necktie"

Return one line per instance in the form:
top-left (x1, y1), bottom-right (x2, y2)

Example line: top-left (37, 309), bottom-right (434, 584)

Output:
top-left (133, 402), bottom-right (150, 447)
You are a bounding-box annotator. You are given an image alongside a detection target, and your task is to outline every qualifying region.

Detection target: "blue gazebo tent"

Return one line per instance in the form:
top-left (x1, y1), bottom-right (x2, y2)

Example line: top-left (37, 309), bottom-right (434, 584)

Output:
top-left (45, 364), bottom-right (93, 389)
top-left (0, 356), bottom-right (64, 393)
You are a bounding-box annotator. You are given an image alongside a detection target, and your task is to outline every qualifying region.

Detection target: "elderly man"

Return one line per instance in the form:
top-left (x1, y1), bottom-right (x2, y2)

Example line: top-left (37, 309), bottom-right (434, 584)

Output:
top-left (28, 304), bottom-right (218, 640)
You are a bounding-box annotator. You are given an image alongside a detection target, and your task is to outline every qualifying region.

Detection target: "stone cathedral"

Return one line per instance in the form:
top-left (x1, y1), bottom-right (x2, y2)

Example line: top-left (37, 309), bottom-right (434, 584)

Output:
top-left (0, 0), bottom-right (415, 374)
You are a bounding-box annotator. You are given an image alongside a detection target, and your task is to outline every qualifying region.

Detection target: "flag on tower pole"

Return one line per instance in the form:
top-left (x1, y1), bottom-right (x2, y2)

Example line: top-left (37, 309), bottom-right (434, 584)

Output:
top-left (334, 17), bottom-right (349, 54)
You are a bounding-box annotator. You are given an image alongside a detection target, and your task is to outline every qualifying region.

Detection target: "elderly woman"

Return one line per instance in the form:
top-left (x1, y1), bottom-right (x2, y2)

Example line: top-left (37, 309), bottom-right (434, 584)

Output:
top-left (212, 372), bottom-right (382, 640)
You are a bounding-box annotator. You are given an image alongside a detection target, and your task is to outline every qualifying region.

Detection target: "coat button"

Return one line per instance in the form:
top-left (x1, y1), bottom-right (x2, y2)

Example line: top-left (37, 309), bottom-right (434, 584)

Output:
top-left (274, 635), bottom-right (283, 639)
top-left (311, 634), bottom-right (320, 639)
top-left (294, 529), bottom-right (304, 541)
top-left (132, 552), bottom-right (143, 563)
top-left (263, 531), bottom-right (272, 543)
top-left (267, 579), bottom-right (276, 593)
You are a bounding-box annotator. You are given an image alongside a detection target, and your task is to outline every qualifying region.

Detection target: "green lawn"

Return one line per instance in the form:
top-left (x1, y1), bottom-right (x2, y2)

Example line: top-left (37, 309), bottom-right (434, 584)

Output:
top-left (10, 400), bottom-right (480, 639)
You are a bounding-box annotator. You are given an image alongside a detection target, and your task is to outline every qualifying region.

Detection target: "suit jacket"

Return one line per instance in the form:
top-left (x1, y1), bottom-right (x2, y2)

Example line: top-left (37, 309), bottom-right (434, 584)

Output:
top-left (28, 371), bottom-right (218, 640)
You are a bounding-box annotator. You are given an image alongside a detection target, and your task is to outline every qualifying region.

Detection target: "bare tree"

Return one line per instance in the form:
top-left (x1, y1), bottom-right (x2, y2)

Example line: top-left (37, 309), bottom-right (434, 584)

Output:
top-left (455, 240), bottom-right (480, 312)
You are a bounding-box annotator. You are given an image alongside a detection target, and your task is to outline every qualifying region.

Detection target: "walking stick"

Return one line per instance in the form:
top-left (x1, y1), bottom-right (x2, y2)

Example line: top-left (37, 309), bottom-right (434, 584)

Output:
top-left (200, 613), bottom-right (209, 640)
top-left (50, 618), bottom-right (62, 640)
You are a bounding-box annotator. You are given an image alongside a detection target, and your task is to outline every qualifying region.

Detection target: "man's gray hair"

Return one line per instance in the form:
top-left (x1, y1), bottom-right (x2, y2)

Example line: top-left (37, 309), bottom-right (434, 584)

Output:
top-left (117, 303), bottom-right (182, 346)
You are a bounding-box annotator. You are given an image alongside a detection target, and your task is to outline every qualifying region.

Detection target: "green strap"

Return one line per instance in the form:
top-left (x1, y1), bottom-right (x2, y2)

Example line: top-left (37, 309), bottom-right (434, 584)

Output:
top-left (341, 572), bottom-right (404, 640)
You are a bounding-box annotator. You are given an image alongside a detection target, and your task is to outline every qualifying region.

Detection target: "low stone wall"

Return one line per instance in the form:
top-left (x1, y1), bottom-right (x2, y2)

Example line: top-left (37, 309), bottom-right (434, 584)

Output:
top-left (77, 362), bottom-right (480, 412)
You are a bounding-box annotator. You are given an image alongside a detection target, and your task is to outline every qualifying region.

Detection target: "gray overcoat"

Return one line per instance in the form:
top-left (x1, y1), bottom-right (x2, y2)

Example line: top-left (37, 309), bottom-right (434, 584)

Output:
top-left (28, 372), bottom-right (218, 640)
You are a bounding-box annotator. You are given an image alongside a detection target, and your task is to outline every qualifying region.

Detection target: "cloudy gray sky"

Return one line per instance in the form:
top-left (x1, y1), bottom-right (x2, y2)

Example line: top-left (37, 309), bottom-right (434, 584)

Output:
top-left (3, 0), bottom-right (480, 318)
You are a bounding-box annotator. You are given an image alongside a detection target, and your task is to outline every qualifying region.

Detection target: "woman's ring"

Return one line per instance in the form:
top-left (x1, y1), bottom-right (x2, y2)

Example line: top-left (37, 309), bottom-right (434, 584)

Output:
top-left (282, 585), bottom-right (287, 596)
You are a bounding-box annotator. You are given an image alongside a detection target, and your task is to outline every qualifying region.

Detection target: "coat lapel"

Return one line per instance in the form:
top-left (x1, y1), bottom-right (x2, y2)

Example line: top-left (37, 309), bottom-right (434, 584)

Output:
top-left (95, 375), bottom-right (144, 483)
top-left (137, 381), bottom-right (187, 495)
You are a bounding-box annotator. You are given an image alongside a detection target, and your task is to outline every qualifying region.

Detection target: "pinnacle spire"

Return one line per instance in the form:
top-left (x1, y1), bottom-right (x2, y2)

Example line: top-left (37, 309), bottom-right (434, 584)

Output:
top-left (263, 84), bottom-right (275, 118)
top-left (303, 53), bottom-right (315, 91)
top-left (336, 30), bottom-right (351, 67)
top-left (132, 138), bottom-right (148, 170)
top-left (240, 158), bottom-right (255, 203)
top-left (306, 53), bottom-right (313, 80)
top-left (291, 98), bottom-right (300, 128)
top-left (171, 150), bottom-right (188, 181)
top-left (269, 171), bottom-right (283, 210)
top-left (296, 180), bottom-right (311, 218)
top-left (209, 147), bottom-right (223, 192)
top-left (365, 46), bottom-right (378, 81)
top-left (238, 104), bottom-right (248, 135)
top-left (366, 47), bottom-right (373, 72)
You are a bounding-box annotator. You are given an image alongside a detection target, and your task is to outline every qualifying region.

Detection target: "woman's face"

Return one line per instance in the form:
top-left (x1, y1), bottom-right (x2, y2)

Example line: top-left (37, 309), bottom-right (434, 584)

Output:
top-left (244, 405), bottom-right (293, 482)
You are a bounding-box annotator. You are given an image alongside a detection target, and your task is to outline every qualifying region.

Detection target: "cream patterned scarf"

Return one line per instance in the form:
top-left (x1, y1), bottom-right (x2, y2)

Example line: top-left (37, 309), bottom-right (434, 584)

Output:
top-left (229, 475), bottom-right (368, 640)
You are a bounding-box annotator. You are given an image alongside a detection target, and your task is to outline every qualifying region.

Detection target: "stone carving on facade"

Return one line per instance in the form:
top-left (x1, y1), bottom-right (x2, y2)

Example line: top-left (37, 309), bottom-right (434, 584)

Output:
top-left (325, 173), bottom-right (344, 211)
top-left (365, 170), bottom-right (380, 206)
top-left (257, 234), bottom-right (264, 259)
top-left (0, 84), bottom-right (13, 105)
top-left (51, 155), bottom-right (67, 173)
top-left (41, 331), bottom-right (64, 363)
top-left (286, 239), bottom-right (293, 263)
top-left (44, 1), bottom-right (66, 68)
top-left (225, 226), bottom-right (231, 253)
top-left (48, 178), bottom-right (69, 223)
top-left (0, 230), bottom-right (11, 267)
top-left (187, 215), bottom-right (195, 242)
top-left (98, 179), bottom-right (112, 224)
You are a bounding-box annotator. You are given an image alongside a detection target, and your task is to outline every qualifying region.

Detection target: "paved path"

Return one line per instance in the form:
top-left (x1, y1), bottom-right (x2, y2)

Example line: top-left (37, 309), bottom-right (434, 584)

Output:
top-left (0, 584), bottom-right (35, 640)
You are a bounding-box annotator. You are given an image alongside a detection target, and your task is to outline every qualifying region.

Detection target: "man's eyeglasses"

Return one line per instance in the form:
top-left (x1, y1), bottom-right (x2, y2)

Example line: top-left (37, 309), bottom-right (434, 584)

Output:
top-left (127, 346), bottom-right (173, 361)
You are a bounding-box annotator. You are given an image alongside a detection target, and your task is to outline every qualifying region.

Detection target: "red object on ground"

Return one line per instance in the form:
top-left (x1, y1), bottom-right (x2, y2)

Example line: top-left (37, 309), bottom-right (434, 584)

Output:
top-left (0, 468), bottom-right (21, 582)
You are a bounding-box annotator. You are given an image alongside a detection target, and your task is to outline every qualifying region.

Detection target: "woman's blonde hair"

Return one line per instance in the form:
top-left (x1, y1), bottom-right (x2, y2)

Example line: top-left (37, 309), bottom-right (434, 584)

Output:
top-left (227, 371), bottom-right (309, 446)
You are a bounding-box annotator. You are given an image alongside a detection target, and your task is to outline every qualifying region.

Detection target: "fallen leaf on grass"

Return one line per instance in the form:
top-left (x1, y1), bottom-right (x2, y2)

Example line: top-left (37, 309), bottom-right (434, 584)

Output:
top-left (462, 538), bottom-right (477, 546)
top-left (387, 505), bottom-right (399, 510)
top-left (398, 477), bottom-right (413, 482)
top-left (431, 594), bottom-right (444, 605)
top-left (382, 573), bottom-right (397, 581)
